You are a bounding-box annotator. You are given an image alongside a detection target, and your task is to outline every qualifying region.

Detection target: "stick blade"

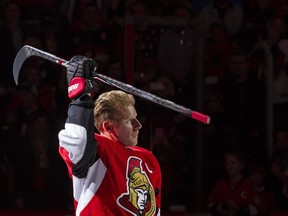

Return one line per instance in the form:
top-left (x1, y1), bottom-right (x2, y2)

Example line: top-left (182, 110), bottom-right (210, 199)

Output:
top-left (13, 45), bottom-right (33, 85)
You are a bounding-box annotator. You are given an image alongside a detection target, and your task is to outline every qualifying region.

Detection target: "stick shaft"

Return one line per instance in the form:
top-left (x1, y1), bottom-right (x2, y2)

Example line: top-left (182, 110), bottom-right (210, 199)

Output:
top-left (13, 45), bottom-right (210, 124)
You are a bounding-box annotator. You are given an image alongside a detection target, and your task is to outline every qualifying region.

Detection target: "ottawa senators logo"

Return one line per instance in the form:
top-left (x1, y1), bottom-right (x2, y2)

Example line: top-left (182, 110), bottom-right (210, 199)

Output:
top-left (117, 156), bottom-right (156, 216)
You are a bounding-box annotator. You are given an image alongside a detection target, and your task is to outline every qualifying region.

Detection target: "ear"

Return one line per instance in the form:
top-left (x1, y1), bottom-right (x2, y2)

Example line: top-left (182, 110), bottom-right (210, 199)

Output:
top-left (103, 121), bottom-right (113, 133)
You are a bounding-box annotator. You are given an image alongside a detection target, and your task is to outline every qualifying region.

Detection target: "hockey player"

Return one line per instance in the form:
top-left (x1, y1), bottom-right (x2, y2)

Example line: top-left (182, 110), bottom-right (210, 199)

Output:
top-left (58, 56), bottom-right (162, 216)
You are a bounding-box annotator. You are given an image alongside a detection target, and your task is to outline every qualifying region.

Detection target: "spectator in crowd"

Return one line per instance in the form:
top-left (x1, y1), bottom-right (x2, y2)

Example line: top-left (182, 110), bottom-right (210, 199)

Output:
top-left (11, 112), bottom-right (70, 210)
top-left (248, 162), bottom-right (277, 216)
top-left (202, 88), bottom-right (229, 195)
top-left (270, 129), bottom-right (288, 210)
top-left (137, 72), bottom-right (177, 152)
top-left (249, 16), bottom-right (288, 74)
top-left (97, 58), bottom-right (126, 93)
top-left (271, 66), bottom-right (288, 132)
top-left (139, 72), bottom-right (194, 209)
top-left (0, 150), bottom-right (13, 209)
top-left (207, 150), bottom-right (258, 216)
top-left (0, 81), bottom-right (15, 123)
top-left (192, 0), bottom-right (242, 14)
top-left (240, 0), bottom-right (276, 53)
top-left (197, 0), bottom-right (244, 38)
top-left (52, 67), bottom-right (70, 124)
top-left (0, 1), bottom-right (29, 86)
top-left (0, 109), bottom-right (19, 210)
top-left (138, 71), bottom-right (177, 149)
top-left (203, 22), bottom-right (236, 82)
top-left (219, 51), bottom-right (266, 155)
top-left (7, 84), bottom-right (49, 142)
top-left (104, 0), bottom-right (125, 29)
top-left (249, 15), bottom-right (288, 131)
top-left (68, 2), bottom-right (114, 72)
top-left (131, 0), bottom-right (163, 85)
top-left (18, 63), bottom-right (58, 118)
top-left (104, 58), bottom-right (126, 81)
top-left (14, 0), bottom-right (58, 21)
top-left (38, 9), bottom-right (70, 57)
top-left (142, 72), bottom-right (176, 100)
top-left (114, 0), bottom-right (164, 87)
top-left (0, 84), bottom-right (22, 210)
top-left (270, 0), bottom-right (288, 18)
top-left (58, 0), bottom-right (95, 24)
top-left (157, 4), bottom-right (196, 105)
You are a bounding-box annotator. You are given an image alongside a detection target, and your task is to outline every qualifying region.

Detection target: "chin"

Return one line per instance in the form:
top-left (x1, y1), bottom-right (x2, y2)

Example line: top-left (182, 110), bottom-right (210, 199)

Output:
top-left (130, 136), bottom-right (138, 146)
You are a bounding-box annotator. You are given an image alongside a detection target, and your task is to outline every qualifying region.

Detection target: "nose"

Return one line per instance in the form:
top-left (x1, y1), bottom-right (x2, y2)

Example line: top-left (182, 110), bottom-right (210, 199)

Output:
top-left (134, 119), bottom-right (142, 130)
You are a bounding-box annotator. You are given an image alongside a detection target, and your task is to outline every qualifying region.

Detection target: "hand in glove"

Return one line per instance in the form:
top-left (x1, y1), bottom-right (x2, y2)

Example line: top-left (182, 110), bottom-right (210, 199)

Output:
top-left (67, 55), bottom-right (98, 100)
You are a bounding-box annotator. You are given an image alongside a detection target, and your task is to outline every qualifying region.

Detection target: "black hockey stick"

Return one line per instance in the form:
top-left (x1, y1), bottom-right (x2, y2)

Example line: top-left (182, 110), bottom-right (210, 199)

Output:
top-left (13, 45), bottom-right (210, 124)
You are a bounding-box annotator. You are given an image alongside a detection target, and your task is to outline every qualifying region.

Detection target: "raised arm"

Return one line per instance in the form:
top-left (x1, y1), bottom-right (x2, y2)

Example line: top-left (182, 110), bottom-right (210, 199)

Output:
top-left (58, 56), bottom-right (98, 178)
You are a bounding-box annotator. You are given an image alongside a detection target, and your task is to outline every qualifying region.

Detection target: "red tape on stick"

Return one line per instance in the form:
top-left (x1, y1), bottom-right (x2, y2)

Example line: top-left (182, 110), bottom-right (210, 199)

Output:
top-left (191, 111), bottom-right (211, 124)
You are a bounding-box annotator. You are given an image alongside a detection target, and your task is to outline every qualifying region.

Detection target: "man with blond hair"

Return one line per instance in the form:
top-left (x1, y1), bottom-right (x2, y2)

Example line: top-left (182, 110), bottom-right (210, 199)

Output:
top-left (58, 56), bottom-right (162, 216)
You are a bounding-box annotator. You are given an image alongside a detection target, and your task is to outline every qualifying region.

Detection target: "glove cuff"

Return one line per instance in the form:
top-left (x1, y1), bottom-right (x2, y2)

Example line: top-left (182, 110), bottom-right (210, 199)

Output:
top-left (68, 77), bottom-right (86, 99)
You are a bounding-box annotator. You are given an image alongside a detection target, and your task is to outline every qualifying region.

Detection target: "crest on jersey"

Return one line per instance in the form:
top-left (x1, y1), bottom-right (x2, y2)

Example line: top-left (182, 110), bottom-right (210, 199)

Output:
top-left (117, 156), bottom-right (156, 216)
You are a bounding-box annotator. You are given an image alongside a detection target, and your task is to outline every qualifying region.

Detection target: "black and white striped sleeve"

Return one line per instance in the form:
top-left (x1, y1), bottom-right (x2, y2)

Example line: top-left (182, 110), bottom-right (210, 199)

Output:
top-left (58, 96), bottom-right (98, 178)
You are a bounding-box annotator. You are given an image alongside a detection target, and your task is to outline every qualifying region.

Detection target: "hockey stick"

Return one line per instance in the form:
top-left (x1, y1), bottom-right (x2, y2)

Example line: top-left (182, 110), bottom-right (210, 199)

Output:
top-left (13, 45), bottom-right (210, 124)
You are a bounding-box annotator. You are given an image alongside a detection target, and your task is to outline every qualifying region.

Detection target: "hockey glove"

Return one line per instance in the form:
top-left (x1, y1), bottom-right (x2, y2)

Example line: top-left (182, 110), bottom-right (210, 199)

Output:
top-left (67, 55), bottom-right (98, 100)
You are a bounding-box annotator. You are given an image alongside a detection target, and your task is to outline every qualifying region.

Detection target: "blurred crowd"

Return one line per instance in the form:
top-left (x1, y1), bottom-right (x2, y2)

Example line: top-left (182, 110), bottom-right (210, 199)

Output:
top-left (1, 0), bottom-right (288, 215)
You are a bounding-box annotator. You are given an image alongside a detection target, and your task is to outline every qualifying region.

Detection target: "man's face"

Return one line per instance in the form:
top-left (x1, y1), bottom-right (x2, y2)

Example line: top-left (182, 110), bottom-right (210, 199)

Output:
top-left (112, 105), bottom-right (142, 147)
top-left (225, 155), bottom-right (243, 177)
top-left (276, 131), bottom-right (288, 151)
top-left (230, 55), bottom-right (249, 80)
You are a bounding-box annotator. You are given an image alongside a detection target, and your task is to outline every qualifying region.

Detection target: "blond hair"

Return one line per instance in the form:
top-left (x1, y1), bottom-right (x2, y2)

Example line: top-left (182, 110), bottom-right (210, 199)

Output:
top-left (94, 90), bottom-right (135, 131)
